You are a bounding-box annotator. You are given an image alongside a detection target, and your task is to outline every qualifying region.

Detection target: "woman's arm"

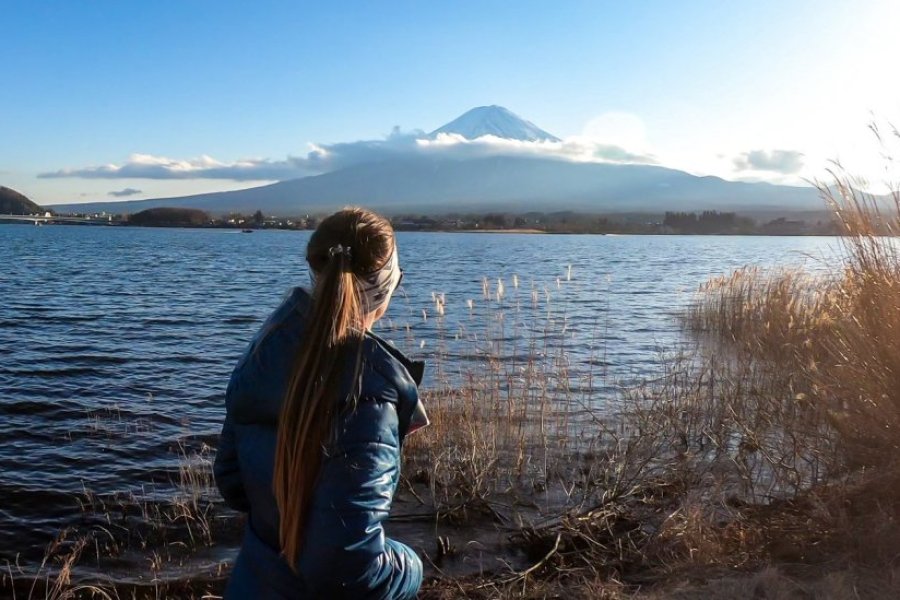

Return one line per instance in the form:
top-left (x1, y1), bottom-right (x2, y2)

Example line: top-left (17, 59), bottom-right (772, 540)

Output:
top-left (297, 387), bottom-right (422, 599)
top-left (213, 413), bottom-right (250, 512)
top-left (213, 368), bottom-right (250, 512)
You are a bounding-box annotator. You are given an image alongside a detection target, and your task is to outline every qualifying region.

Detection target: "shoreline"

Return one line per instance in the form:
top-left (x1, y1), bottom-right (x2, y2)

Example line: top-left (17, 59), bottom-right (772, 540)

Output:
top-left (1, 220), bottom-right (842, 237)
top-left (454, 227), bottom-right (546, 234)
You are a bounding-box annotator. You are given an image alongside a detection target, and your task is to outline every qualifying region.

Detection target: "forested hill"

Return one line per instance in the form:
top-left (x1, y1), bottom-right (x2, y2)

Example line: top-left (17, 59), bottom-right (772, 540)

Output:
top-left (0, 187), bottom-right (45, 215)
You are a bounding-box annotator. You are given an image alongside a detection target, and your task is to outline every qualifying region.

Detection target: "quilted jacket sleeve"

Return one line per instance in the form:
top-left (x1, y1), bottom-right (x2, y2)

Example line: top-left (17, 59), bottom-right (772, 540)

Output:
top-left (213, 369), bottom-right (250, 512)
top-left (297, 382), bottom-right (423, 599)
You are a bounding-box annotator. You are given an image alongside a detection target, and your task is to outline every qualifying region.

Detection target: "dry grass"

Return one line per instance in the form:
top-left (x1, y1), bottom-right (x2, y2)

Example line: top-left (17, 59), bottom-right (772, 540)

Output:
top-left (3, 442), bottom-right (229, 599)
top-left (685, 161), bottom-right (900, 468)
top-left (405, 297), bottom-right (841, 596)
top-left (400, 277), bottom-right (599, 522)
top-left (74, 442), bottom-right (220, 553)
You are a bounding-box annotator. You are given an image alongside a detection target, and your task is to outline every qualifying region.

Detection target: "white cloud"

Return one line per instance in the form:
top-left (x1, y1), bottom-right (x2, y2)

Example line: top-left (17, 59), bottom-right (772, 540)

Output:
top-left (51, 110), bottom-right (889, 191)
top-left (415, 132), bottom-right (656, 164)
top-left (733, 149), bottom-right (805, 174)
top-left (38, 120), bottom-right (657, 182)
top-left (108, 187), bottom-right (143, 197)
top-left (39, 153), bottom-right (310, 182)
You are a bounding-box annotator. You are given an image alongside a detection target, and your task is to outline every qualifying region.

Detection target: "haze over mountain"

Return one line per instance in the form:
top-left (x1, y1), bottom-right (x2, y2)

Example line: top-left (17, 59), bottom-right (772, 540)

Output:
top-left (50, 107), bottom-right (822, 216)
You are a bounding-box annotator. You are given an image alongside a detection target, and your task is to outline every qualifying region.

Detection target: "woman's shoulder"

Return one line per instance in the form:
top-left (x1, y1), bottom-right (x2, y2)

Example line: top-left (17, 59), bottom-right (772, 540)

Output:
top-left (225, 287), bottom-right (311, 423)
top-left (245, 287), bottom-right (310, 356)
top-left (355, 333), bottom-right (424, 440)
top-left (360, 334), bottom-right (423, 397)
top-left (267, 286), bottom-right (311, 326)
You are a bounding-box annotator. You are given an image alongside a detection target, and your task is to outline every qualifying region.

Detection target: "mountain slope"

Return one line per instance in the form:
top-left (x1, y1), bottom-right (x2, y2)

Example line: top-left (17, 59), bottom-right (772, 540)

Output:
top-left (429, 105), bottom-right (561, 142)
top-left (50, 155), bottom-right (822, 216)
top-left (0, 186), bottom-right (46, 215)
top-left (47, 106), bottom-right (823, 216)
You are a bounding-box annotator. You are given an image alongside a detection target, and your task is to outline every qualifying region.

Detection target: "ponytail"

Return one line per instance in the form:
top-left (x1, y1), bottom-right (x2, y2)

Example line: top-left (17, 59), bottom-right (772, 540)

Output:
top-left (273, 208), bottom-right (393, 569)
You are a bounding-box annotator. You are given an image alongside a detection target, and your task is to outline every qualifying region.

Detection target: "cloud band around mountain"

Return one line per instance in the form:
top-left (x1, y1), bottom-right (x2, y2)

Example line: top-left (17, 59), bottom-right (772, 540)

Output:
top-left (733, 149), bottom-right (805, 174)
top-left (38, 133), bottom-right (657, 182)
top-left (39, 153), bottom-right (311, 182)
top-left (108, 187), bottom-right (143, 197)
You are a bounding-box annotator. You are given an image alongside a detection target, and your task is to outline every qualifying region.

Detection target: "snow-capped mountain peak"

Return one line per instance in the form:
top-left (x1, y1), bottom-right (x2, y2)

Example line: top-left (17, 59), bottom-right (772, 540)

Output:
top-left (429, 105), bottom-right (561, 142)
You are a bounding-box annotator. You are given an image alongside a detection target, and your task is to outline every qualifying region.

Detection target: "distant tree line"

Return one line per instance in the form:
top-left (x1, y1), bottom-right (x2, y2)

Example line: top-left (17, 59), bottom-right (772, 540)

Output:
top-left (662, 211), bottom-right (755, 234)
top-left (58, 206), bottom-right (840, 236)
top-left (123, 208), bottom-right (316, 230)
top-left (0, 186), bottom-right (46, 215)
top-left (387, 210), bottom-right (840, 235)
top-left (128, 207), bottom-right (211, 227)
top-left (390, 211), bottom-right (632, 234)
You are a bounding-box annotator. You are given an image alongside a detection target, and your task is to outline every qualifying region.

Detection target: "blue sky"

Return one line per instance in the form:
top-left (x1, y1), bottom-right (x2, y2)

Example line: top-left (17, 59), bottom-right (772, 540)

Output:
top-left (3, 1), bottom-right (899, 205)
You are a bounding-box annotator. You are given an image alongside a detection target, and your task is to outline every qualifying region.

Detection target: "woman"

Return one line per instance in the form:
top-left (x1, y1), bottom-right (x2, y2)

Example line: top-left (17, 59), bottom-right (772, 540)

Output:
top-left (214, 207), bottom-right (424, 599)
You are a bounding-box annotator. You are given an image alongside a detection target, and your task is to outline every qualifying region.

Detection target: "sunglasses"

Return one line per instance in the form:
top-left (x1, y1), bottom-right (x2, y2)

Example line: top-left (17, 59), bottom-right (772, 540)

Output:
top-left (395, 268), bottom-right (404, 290)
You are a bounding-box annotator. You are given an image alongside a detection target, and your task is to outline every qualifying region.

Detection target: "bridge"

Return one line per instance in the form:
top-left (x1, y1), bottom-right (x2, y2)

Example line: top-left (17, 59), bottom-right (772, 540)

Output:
top-left (0, 214), bottom-right (119, 225)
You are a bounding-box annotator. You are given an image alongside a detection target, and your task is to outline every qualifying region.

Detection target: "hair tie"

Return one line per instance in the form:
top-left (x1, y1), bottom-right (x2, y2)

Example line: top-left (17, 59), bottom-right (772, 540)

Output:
top-left (328, 244), bottom-right (352, 260)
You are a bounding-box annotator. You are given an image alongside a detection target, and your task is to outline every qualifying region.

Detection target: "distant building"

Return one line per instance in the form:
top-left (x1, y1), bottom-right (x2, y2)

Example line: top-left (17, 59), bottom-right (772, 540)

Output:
top-left (762, 218), bottom-right (807, 235)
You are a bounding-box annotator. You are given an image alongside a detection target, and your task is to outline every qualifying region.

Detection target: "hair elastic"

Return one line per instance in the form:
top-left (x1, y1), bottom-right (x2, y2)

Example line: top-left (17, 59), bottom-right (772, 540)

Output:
top-left (328, 244), bottom-right (352, 259)
top-left (308, 246), bottom-right (401, 314)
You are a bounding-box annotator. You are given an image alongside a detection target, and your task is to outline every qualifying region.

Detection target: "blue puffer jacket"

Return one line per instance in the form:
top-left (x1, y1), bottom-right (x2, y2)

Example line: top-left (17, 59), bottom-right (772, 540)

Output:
top-left (214, 287), bottom-right (424, 599)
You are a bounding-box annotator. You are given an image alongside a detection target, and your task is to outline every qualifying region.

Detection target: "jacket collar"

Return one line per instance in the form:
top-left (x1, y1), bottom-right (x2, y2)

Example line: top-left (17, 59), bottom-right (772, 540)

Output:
top-left (365, 330), bottom-right (425, 387)
top-left (290, 287), bottom-right (425, 388)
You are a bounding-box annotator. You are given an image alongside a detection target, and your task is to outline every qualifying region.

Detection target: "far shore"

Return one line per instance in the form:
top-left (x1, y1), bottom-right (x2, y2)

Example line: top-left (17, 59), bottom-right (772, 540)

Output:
top-left (4, 204), bottom-right (841, 236)
top-left (457, 228), bottom-right (546, 234)
top-left (2, 220), bottom-right (842, 236)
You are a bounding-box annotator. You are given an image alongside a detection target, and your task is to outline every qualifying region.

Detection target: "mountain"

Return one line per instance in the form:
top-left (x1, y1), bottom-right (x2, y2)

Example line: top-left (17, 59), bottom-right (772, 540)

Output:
top-left (0, 186), bottom-right (46, 215)
top-left (50, 155), bottom-right (822, 216)
top-left (48, 105), bottom-right (825, 216)
top-left (429, 105), bottom-right (561, 142)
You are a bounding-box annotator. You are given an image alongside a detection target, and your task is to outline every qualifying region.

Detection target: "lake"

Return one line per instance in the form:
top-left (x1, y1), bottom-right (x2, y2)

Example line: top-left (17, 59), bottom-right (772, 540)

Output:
top-left (0, 224), bottom-right (838, 562)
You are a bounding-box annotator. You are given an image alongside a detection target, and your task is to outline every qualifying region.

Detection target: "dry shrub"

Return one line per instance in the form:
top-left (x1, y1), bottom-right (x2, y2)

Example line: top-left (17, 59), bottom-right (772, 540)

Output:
top-left (649, 564), bottom-right (900, 600)
top-left (409, 260), bottom-right (848, 594)
top-left (476, 355), bottom-right (834, 588)
top-left (2, 529), bottom-right (118, 600)
top-left (3, 442), bottom-right (232, 599)
top-left (686, 165), bottom-right (900, 467)
top-left (400, 281), bottom-right (600, 522)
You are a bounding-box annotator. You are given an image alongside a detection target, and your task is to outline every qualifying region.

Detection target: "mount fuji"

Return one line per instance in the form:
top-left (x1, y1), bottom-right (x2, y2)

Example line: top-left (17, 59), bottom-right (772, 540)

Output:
top-left (49, 106), bottom-right (821, 215)
top-left (428, 105), bottom-right (561, 142)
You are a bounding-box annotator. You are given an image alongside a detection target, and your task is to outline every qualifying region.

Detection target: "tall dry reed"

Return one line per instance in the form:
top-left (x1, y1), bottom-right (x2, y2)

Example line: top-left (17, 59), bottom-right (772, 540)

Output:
top-left (686, 153), bottom-right (900, 467)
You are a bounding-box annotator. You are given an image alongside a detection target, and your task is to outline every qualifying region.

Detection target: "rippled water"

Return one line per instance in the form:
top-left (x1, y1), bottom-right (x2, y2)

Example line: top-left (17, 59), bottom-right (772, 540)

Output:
top-left (0, 224), bottom-right (838, 561)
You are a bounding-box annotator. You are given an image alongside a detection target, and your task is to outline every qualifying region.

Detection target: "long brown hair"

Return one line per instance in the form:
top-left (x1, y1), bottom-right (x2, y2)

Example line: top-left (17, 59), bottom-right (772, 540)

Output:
top-left (273, 207), bottom-right (395, 568)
